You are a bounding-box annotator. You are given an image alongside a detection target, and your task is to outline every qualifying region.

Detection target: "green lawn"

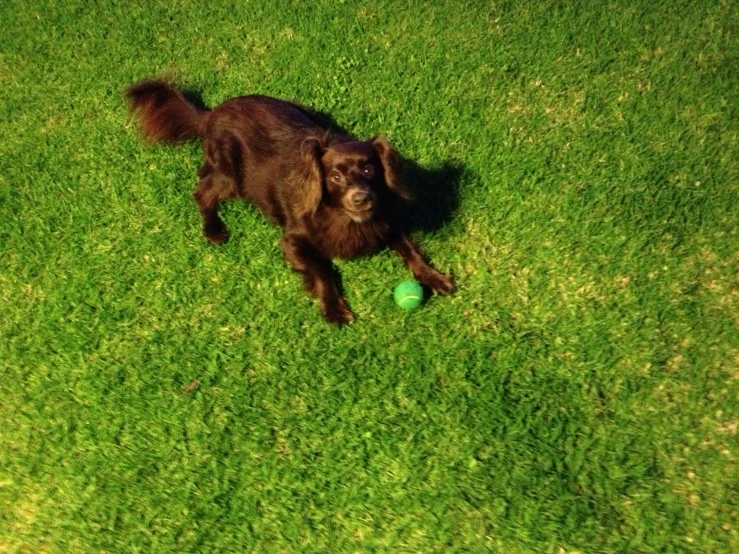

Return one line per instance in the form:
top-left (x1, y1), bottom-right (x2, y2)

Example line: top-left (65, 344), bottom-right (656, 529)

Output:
top-left (2, 0), bottom-right (738, 552)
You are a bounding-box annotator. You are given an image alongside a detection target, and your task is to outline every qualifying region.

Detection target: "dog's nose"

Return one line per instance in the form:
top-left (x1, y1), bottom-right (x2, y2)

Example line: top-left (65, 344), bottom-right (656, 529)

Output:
top-left (350, 189), bottom-right (375, 208)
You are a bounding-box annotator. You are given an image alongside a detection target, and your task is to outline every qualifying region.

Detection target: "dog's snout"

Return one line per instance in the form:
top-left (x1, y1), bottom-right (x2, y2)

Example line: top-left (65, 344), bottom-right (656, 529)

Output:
top-left (350, 189), bottom-right (375, 208)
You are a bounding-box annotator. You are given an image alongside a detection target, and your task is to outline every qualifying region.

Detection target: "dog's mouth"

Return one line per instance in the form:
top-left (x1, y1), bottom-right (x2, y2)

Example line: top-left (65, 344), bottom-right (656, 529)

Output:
top-left (346, 206), bottom-right (375, 223)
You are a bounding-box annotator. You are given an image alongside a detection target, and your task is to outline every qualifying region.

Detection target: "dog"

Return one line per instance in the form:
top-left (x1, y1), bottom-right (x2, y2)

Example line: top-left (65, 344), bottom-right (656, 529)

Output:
top-left (125, 79), bottom-right (453, 324)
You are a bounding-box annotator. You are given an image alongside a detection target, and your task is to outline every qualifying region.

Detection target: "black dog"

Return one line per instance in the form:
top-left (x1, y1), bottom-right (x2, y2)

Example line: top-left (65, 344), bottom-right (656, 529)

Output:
top-left (126, 80), bottom-right (453, 323)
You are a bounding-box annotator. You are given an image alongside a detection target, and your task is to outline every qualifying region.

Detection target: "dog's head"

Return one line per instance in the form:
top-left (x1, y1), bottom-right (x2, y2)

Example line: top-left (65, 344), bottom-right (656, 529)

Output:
top-left (294, 137), bottom-right (411, 222)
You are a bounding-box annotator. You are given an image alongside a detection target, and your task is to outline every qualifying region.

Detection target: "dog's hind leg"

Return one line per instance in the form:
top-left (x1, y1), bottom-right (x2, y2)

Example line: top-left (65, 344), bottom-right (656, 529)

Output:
top-left (194, 134), bottom-right (243, 244)
top-left (194, 163), bottom-right (233, 244)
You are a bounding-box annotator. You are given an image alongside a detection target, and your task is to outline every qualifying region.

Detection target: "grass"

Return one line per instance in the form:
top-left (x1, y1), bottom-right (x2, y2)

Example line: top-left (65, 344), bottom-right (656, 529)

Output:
top-left (1, 0), bottom-right (738, 552)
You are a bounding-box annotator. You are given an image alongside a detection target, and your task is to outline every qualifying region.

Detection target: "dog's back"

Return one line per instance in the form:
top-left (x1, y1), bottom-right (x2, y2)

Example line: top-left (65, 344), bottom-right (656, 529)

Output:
top-left (127, 82), bottom-right (331, 225)
top-left (199, 95), bottom-right (331, 224)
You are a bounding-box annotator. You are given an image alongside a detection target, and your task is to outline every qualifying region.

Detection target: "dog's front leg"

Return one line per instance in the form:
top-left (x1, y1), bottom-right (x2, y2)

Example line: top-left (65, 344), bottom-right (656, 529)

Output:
top-left (281, 234), bottom-right (354, 325)
top-left (389, 234), bottom-right (454, 295)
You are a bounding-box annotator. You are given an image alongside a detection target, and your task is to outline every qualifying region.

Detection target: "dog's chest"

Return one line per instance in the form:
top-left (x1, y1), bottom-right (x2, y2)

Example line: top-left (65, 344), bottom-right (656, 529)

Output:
top-left (314, 217), bottom-right (390, 259)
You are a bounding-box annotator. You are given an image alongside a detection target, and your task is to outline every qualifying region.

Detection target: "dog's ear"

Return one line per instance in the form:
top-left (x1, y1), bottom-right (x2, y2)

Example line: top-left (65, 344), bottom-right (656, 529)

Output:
top-left (372, 137), bottom-right (411, 201)
top-left (292, 137), bottom-right (325, 218)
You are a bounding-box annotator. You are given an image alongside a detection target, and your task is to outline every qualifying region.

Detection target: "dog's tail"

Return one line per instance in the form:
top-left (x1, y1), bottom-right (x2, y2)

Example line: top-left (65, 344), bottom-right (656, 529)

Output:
top-left (125, 79), bottom-right (209, 142)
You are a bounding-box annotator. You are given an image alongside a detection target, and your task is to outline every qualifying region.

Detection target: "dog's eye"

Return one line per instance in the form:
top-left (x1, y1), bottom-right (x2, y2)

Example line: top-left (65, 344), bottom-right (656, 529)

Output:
top-left (330, 170), bottom-right (343, 184)
top-left (363, 165), bottom-right (375, 178)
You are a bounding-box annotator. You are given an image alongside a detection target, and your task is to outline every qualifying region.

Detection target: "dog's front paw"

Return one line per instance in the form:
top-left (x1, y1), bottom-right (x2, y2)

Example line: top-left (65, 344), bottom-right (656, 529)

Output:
top-left (420, 270), bottom-right (455, 295)
top-left (321, 298), bottom-right (355, 325)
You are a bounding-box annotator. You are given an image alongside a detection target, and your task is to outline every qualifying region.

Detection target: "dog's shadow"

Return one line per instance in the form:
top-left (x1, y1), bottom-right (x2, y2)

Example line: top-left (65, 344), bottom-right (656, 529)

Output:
top-left (401, 160), bottom-right (463, 234)
top-left (181, 87), bottom-right (210, 111)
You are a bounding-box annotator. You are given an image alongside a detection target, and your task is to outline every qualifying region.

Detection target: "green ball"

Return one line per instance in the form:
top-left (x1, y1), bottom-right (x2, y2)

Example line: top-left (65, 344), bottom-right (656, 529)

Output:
top-left (393, 281), bottom-right (424, 310)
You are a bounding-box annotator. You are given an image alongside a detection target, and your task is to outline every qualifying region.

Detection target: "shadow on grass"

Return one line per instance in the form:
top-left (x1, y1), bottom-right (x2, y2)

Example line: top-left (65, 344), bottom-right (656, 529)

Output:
top-left (180, 87), bottom-right (210, 112)
top-left (402, 160), bottom-right (464, 234)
